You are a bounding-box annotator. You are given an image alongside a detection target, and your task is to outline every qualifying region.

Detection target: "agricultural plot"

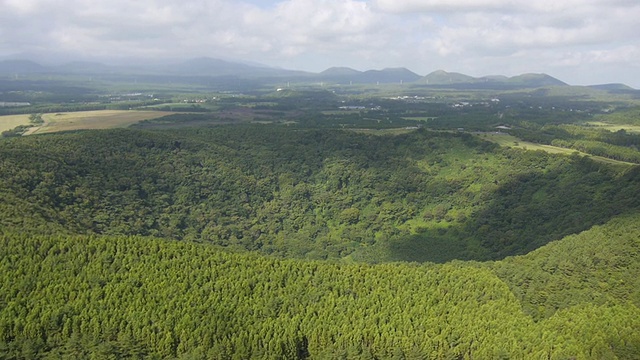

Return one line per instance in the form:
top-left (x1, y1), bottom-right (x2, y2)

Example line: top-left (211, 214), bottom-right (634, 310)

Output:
top-left (24, 110), bottom-right (174, 134)
top-left (0, 114), bottom-right (31, 133)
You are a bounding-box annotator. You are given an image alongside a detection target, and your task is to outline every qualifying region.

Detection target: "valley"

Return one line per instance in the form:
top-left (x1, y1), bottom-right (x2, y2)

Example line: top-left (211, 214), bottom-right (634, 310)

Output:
top-left (1, 59), bottom-right (640, 358)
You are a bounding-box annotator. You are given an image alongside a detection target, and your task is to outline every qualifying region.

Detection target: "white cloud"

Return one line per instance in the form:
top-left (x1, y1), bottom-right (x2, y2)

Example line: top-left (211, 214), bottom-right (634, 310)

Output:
top-left (558, 46), bottom-right (640, 66)
top-left (374, 0), bottom-right (639, 14)
top-left (0, 0), bottom-right (638, 86)
top-left (0, 0), bottom-right (383, 61)
top-left (242, 0), bottom-right (381, 56)
top-left (375, 0), bottom-right (513, 13)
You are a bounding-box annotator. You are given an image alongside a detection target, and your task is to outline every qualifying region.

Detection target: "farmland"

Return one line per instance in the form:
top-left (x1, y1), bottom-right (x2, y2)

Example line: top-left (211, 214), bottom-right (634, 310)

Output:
top-left (0, 114), bottom-right (31, 132)
top-left (21, 110), bottom-right (174, 134)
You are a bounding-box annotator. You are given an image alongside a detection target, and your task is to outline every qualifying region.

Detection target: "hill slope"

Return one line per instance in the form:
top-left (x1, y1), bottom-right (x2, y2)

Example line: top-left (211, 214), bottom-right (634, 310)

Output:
top-left (1, 126), bottom-right (639, 262)
top-left (421, 70), bottom-right (567, 89)
top-left (0, 60), bottom-right (49, 74)
top-left (1, 213), bottom-right (639, 358)
top-left (319, 67), bottom-right (422, 84)
top-left (1, 126), bottom-right (639, 358)
top-left (491, 213), bottom-right (640, 320)
top-left (423, 69), bottom-right (476, 84)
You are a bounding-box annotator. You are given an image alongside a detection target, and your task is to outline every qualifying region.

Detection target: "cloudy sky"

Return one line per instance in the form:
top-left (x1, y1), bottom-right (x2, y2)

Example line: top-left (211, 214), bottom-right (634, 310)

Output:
top-left (1, 0), bottom-right (639, 86)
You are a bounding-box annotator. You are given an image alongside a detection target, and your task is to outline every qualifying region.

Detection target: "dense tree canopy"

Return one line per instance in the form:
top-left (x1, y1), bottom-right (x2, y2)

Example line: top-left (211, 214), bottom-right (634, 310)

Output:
top-left (1, 125), bottom-right (639, 358)
top-left (1, 215), bottom-right (639, 359)
top-left (1, 126), bottom-right (639, 262)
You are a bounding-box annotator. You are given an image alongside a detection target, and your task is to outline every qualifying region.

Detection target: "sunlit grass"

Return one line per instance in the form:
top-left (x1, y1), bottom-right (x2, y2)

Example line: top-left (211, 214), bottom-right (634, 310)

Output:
top-left (585, 121), bottom-right (640, 133)
top-left (478, 132), bottom-right (636, 166)
top-left (25, 110), bottom-right (174, 134)
top-left (0, 114), bottom-right (31, 132)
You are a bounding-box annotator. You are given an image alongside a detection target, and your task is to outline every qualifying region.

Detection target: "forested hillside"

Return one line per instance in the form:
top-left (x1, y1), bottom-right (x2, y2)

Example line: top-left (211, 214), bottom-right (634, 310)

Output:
top-left (1, 126), bottom-right (639, 262)
top-left (1, 215), bottom-right (639, 359)
top-left (1, 126), bottom-right (639, 358)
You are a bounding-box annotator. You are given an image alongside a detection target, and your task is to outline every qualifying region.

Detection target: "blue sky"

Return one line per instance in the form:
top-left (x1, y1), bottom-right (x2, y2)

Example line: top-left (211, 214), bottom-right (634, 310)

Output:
top-left (1, 0), bottom-right (639, 87)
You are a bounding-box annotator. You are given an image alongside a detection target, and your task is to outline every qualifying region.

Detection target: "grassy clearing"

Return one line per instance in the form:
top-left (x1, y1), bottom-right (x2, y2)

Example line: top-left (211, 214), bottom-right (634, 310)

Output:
top-left (349, 128), bottom-right (415, 136)
top-left (477, 132), bottom-right (572, 153)
top-left (584, 121), bottom-right (640, 133)
top-left (402, 116), bottom-right (438, 122)
top-left (0, 114), bottom-right (31, 133)
top-left (25, 110), bottom-right (174, 135)
top-left (477, 132), bottom-right (636, 166)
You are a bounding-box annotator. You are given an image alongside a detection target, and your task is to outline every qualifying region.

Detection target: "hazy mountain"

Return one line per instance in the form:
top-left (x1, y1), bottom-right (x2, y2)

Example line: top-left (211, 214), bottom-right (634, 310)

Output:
top-left (506, 73), bottom-right (567, 87)
top-left (478, 75), bottom-right (509, 82)
top-left (421, 70), bottom-right (568, 89)
top-left (588, 83), bottom-right (635, 91)
top-left (54, 61), bottom-right (114, 74)
top-left (0, 60), bottom-right (49, 75)
top-left (423, 70), bottom-right (476, 85)
top-left (165, 57), bottom-right (260, 76)
top-left (320, 67), bottom-right (362, 76)
top-left (161, 57), bottom-right (313, 78)
top-left (359, 67), bottom-right (422, 84)
top-left (318, 67), bottom-right (363, 84)
top-left (320, 67), bottom-right (421, 84)
top-left (0, 57), bottom-right (633, 89)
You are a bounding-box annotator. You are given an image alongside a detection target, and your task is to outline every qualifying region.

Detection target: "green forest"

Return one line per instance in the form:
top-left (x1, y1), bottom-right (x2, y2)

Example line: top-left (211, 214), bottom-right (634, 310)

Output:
top-left (2, 126), bottom-right (640, 261)
top-left (1, 216), bottom-right (639, 359)
top-left (1, 125), bottom-right (640, 358)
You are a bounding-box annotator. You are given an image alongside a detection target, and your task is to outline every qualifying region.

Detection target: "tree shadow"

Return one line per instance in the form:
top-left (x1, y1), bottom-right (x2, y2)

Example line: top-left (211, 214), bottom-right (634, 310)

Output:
top-left (386, 156), bottom-right (640, 263)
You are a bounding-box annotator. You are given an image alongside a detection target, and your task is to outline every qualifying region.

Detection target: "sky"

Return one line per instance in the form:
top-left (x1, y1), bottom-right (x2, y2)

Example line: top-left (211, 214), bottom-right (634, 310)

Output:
top-left (1, 0), bottom-right (639, 87)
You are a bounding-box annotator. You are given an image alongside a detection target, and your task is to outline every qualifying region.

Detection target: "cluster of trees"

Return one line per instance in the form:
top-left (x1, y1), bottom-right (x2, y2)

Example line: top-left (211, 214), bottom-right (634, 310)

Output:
top-left (551, 138), bottom-right (640, 163)
top-left (595, 106), bottom-right (640, 126)
top-left (1, 126), bottom-right (639, 262)
top-left (1, 213), bottom-right (639, 358)
top-left (1, 124), bottom-right (32, 138)
top-left (28, 113), bottom-right (44, 125)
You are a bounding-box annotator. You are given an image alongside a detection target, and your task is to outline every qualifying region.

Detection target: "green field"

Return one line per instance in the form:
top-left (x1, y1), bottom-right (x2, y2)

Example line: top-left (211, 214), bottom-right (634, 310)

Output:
top-left (585, 121), bottom-right (640, 133)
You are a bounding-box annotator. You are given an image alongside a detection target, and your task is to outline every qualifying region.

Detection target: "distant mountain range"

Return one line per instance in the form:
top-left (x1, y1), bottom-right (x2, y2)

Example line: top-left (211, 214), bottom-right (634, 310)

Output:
top-left (0, 57), bottom-right (635, 90)
top-left (320, 67), bottom-right (422, 84)
top-left (418, 70), bottom-right (569, 89)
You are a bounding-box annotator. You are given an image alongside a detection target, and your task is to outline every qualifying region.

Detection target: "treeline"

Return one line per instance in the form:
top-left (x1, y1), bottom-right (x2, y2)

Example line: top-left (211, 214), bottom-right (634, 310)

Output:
top-left (1, 213), bottom-right (639, 358)
top-left (1, 126), bottom-right (639, 262)
top-left (594, 106), bottom-right (640, 126)
top-left (551, 138), bottom-right (640, 163)
top-left (511, 123), bottom-right (640, 163)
